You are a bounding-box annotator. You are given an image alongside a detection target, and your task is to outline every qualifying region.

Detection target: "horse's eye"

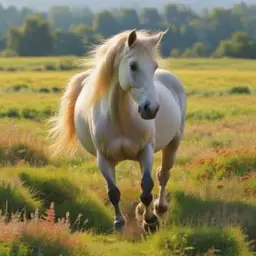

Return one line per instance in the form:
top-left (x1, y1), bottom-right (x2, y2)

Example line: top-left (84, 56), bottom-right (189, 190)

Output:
top-left (130, 62), bottom-right (138, 72)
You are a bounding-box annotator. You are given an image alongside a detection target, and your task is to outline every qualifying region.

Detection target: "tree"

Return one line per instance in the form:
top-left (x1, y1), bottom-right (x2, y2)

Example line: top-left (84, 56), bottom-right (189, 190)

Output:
top-left (53, 31), bottom-right (84, 56)
top-left (140, 8), bottom-right (162, 29)
top-left (70, 24), bottom-right (103, 52)
top-left (49, 6), bottom-right (73, 30)
top-left (164, 4), bottom-right (196, 25)
top-left (7, 15), bottom-right (55, 56)
top-left (117, 8), bottom-right (140, 31)
top-left (214, 31), bottom-right (256, 59)
top-left (93, 10), bottom-right (120, 38)
top-left (72, 7), bottom-right (94, 26)
top-left (170, 48), bottom-right (181, 57)
top-left (192, 42), bottom-right (208, 57)
top-left (205, 8), bottom-right (244, 50)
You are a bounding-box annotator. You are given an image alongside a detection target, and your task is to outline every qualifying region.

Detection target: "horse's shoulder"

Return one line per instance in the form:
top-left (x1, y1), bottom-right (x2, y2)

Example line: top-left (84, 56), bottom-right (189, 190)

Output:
top-left (155, 68), bottom-right (186, 133)
top-left (155, 68), bottom-right (185, 96)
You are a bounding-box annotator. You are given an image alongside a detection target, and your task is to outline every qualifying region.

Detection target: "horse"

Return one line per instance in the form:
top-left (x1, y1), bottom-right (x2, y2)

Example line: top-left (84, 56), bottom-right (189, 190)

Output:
top-left (48, 29), bottom-right (186, 233)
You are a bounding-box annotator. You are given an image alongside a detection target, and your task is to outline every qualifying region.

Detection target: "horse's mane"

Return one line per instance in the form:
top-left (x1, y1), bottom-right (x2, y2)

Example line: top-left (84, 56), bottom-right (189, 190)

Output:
top-left (80, 30), bottom-right (161, 115)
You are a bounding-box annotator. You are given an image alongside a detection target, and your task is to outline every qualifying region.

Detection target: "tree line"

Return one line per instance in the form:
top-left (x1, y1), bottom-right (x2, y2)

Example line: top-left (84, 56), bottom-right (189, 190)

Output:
top-left (1, 2), bottom-right (256, 58)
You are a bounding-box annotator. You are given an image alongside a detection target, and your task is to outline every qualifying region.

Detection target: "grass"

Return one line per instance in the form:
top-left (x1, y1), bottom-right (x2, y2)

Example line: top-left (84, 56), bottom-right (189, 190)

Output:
top-left (0, 129), bottom-right (49, 167)
top-left (0, 57), bottom-right (256, 255)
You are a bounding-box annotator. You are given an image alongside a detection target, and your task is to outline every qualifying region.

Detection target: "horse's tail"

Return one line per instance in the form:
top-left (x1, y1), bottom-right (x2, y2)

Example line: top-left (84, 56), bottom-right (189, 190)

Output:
top-left (48, 70), bottom-right (90, 157)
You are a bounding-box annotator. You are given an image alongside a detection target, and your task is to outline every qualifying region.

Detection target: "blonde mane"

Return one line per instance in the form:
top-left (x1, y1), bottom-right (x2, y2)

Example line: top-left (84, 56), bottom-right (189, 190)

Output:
top-left (48, 30), bottom-right (161, 157)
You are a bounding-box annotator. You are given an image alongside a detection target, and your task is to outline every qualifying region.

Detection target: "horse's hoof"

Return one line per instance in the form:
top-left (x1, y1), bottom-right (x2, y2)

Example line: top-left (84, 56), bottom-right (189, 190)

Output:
top-left (154, 199), bottom-right (168, 216)
top-left (135, 203), bottom-right (144, 220)
top-left (114, 218), bottom-right (126, 231)
top-left (143, 214), bottom-right (159, 234)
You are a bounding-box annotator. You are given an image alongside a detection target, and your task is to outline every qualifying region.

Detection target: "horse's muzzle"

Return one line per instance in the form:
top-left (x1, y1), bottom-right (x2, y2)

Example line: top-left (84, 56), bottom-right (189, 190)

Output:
top-left (138, 101), bottom-right (160, 120)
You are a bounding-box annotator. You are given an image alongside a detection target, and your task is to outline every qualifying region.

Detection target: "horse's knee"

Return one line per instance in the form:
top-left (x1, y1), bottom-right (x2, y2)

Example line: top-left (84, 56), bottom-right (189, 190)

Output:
top-left (141, 173), bottom-right (154, 193)
top-left (108, 186), bottom-right (120, 206)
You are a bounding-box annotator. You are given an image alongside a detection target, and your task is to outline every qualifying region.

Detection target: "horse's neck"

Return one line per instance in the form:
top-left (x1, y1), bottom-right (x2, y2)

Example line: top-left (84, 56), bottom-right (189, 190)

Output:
top-left (107, 79), bottom-right (134, 131)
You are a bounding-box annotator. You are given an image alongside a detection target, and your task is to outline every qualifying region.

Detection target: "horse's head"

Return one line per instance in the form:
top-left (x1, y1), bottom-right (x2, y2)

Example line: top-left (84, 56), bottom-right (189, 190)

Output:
top-left (118, 30), bottom-right (166, 120)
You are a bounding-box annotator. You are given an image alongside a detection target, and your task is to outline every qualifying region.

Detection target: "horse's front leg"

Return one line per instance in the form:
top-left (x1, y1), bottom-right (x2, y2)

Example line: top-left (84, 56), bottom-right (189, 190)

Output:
top-left (136, 144), bottom-right (159, 233)
top-left (97, 151), bottom-right (125, 231)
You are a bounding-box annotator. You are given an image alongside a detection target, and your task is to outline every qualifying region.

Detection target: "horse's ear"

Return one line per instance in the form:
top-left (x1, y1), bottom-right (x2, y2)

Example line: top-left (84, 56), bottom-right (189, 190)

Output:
top-left (149, 29), bottom-right (168, 47)
top-left (127, 29), bottom-right (137, 48)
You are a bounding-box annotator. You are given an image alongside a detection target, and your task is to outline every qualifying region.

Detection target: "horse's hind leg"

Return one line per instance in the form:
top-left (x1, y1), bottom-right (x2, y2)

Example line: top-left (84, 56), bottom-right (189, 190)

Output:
top-left (97, 151), bottom-right (125, 231)
top-left (154, 133), bottom-right (181, 216)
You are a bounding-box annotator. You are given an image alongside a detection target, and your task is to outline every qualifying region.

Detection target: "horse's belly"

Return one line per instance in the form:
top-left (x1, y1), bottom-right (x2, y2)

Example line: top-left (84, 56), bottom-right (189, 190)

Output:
top-left (154, 85), bottom-right (182, 152)
top-left (74, 94), bottom-right (97, 157)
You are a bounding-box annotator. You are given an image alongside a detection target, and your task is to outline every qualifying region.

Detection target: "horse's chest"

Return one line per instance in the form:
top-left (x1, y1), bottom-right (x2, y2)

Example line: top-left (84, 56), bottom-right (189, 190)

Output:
top-left (92, 119), bottom-right (153, 161)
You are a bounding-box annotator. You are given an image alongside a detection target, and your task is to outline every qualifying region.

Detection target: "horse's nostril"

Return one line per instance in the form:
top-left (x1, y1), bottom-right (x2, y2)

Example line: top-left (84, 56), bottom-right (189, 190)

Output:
top-left (143, 102), bottom-right (151, 112)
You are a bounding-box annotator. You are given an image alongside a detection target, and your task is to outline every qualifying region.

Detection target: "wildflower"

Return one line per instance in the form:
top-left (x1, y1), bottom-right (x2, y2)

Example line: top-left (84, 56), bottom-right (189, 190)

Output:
top-left (216, 184), bottom-right (224, 189)
top-left (241, 175), bottom-right (250, 181)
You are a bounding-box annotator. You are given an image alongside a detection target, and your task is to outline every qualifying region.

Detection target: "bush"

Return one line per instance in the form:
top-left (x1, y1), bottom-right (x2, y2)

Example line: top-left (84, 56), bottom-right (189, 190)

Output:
top-left (52, 87), bottom-right (62, 93)
top-left (186, 110), bottom-right (225, 121)
top-left (230, 86), bottom-right (251, 95)
top-left (0, 49), bottom-right (18, 57)
top-left (6, 67), bottom-right (17, 72)
top-left (170, 48), bottom-right (181, 57)
top-left (152, 227), bottom-right (252, 256)
top-left (58, 60), bottom-right (75, 71)
top-left (44, 64), bottom-right (57, 71)
top-left (11, 84), bottom-right (28, 92)
top-left (6, 108), bottom-right (20, 118)
top-left (39, 87), bottom-right (51, 93)
top-left (21, 108), bottom-right (39, 120)
top-left (42, 107), bottom-right (53, 117)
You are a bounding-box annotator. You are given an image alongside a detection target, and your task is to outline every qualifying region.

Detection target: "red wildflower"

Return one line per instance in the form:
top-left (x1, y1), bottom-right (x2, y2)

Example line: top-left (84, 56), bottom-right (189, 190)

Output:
top-left (216, 184), bottom-right (224, 189)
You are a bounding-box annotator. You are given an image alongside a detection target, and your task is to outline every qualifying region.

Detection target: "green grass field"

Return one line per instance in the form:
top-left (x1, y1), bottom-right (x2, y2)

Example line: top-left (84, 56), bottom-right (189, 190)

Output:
top-left (0, 56), bottom-right (256, 255)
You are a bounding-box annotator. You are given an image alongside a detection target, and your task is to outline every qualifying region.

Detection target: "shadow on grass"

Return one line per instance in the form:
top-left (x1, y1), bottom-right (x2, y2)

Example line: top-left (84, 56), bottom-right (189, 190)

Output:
top-left (18, 172), bottom-right (113, 234)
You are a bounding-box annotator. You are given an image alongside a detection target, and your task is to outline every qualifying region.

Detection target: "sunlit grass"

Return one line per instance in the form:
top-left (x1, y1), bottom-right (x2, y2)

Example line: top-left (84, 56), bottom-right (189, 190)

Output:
top-left (0, 57), bottom-right (256, 255)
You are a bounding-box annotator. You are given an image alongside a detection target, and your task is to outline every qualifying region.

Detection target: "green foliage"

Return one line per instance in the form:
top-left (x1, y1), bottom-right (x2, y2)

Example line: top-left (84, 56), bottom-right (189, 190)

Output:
top-left (140, 8), bottom-right (162, 29)
top-left (170, 48), bottom-right (181, 57)
top-left (1, 2), bottom-right (256, 58)
top-left (116, 8), bottom-right (140, 31)
top-left (230, 86), bottom-right (251, 95)
top-left (189, 150), bottom-right (256, 180)
top-left (152, 227), bottom-right (251, 256)
top-left (93, 10), bottom-right (119, 38)
top-left (7, 14), bottom-right (55, 56)
top-left (6, 108), bottom-right (20, 118)
top-left (0, 243), bottom-right (31, 256)
top-left (0, 107), bottom-right (54, 120)
top-left (0, 49), bottom-right (18, 57)
top-left (186, 110), bottom-right (225, 121)
top-left (0, 176), bottom-right (42, 216)
top-left (214, 32), bottom-right (256, 59)
top-left (53, 31), bottom-right (85, 56)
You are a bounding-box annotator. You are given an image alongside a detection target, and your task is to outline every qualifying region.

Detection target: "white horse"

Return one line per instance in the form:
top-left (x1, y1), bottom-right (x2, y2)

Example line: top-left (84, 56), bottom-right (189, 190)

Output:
top-left (49, 29), bottom-right (186, 233)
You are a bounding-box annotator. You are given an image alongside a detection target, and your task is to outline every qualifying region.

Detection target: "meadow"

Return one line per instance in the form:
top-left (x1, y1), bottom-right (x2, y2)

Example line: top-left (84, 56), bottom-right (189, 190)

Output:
top-left (0, 56), bottom-right (256, 256)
